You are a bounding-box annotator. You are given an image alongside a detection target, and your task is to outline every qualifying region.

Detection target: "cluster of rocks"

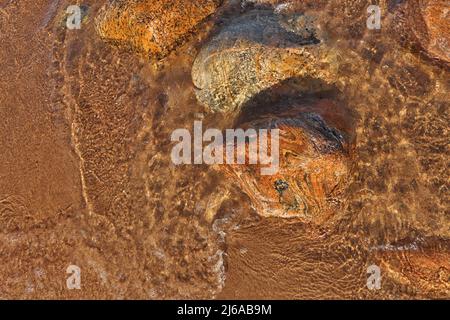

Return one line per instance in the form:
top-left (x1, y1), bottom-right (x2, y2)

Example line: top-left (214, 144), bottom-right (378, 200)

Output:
top-left (94, 0), bottom-right (447, 222)
top-left (95, 0), bottom-right (354, 222)
top-left (191, 9), bottom-right (353, 221)
top-left (89, 0), bottom-right (450, 298)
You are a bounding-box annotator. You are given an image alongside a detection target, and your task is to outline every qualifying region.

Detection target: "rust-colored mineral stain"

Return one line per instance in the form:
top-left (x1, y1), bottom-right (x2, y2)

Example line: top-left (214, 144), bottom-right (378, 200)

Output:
top-left (95, 0), bottom-right (222, 59)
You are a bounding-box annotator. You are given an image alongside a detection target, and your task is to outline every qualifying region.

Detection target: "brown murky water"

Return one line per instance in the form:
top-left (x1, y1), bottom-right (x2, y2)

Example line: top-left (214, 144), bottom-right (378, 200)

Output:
top-left (0, 0), bottom-right (448, 299)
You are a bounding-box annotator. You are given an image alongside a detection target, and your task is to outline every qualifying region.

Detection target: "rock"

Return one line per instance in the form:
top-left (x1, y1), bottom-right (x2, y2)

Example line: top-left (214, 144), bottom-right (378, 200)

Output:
top-left (215, 99), bottom-right (354, 222)
top-left (95, 0), bottom-right (222, 60)
top-left (376, 243), bottom-right (450, 298)
top-left (192, 9), bottom-right (337, 114)
top-left (397, 0), bottom-right (450, 64)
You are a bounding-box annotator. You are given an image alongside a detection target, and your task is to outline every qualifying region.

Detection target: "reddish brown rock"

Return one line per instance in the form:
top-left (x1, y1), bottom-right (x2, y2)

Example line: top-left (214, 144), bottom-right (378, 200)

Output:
top-left (403, 0), bottom-right (449, 63)
top-left (216, 99), bottom-right (355, 223)
top-left (95, 0), bottom-right (222, 60)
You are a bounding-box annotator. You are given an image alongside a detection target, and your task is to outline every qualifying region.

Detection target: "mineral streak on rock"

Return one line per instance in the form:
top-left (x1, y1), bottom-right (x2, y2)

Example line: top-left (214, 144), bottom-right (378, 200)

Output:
top-left (192, 9), bottom-right (337, 114)
top-left (95, 0), bottom-right (223, 60)
top-left (216, 100), bottom-right (354, 222)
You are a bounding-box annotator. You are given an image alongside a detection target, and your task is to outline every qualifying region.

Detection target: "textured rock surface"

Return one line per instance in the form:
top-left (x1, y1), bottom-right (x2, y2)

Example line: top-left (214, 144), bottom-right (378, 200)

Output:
top-left (192, 9), bottom-right (337, 113)
top-left (392, 0), bottom-right (450, 64)
top-left (407, 0), bottom-right (449, 63)
top-left (216, 100), bottom-right (354, 222)
top-left (95, 0), bottom-right (222, 60)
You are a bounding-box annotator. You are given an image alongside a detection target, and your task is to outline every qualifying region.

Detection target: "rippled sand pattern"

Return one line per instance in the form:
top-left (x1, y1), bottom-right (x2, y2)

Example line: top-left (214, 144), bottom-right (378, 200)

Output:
top-left (0, 0), bottom-right (448, 299)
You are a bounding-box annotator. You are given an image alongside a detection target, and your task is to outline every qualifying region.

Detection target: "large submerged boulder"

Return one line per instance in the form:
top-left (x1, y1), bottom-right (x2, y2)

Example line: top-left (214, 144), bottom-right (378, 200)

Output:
top-left (95, 0), bottom-right (223, 60)
top-left (192, 9), bottom-right (337, 114)
top-left (215, 99), bottom-right (355, 223)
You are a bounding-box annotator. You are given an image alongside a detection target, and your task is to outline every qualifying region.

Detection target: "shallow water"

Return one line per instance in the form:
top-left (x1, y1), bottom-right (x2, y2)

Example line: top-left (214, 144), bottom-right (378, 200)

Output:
top-left (0, 0), bottom-right (448, 299)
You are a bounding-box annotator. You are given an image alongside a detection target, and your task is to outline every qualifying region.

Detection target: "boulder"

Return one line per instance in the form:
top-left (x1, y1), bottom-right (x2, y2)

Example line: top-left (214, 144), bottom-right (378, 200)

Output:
top-left (215, 99), bottom-right (355, 222)
top-left (192, 9), bottom-right (337, 114)
top-left (95, 0), bottom-right (222, 60)
top-left (394, 0), bottom-right (450, 64)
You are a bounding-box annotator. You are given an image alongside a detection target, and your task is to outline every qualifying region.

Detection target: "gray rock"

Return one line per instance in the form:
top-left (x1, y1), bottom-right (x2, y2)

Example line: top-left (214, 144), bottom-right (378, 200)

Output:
top-left (192, 9), bottom-right (336, 113)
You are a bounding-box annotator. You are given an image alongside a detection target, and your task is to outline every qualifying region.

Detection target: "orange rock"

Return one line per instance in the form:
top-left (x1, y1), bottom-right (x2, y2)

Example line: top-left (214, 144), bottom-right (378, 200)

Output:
top-left (406, 0), bottom-right (450, 63)
top-left (216, 100), bottom-right (355, 223)
top-left (95, 0), bottom-right (222, 60)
